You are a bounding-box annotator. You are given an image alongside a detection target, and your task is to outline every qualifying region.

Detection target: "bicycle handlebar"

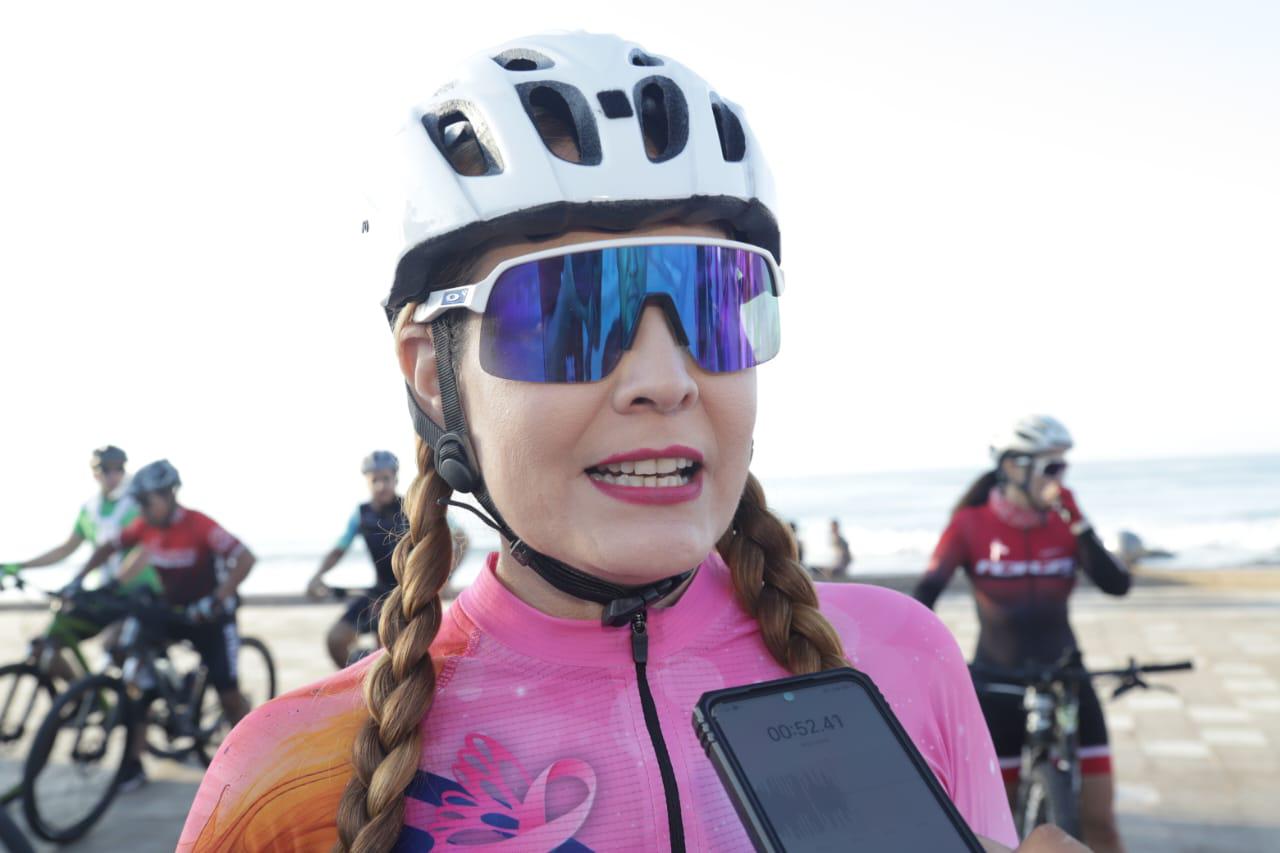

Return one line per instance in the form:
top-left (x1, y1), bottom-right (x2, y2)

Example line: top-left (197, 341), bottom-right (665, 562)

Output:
top-left (971, 656), bottom-right (1194, 686)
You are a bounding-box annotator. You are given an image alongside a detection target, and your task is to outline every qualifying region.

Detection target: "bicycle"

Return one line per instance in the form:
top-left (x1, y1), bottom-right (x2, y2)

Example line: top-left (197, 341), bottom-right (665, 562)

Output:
top-left (19, 593), bottom-right (277, 843)
top-left (0, 574), bottom-right (132, 805)
top-left (971, 650), bottom-right (1193, 841)
top-left (318, 584), bottom-right (384, 665)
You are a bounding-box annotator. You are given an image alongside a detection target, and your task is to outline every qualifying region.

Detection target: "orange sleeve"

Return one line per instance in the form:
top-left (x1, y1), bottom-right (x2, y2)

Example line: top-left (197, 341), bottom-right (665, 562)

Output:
top-left (178, 662), bottom-right (368, 851)
top-left (179, 615), bottom-right (476, 852)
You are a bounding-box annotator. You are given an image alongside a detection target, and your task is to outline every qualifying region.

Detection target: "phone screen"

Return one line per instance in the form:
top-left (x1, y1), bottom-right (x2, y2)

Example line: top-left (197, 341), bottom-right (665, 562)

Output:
top-left (710, 678), bottom-right (975, 851)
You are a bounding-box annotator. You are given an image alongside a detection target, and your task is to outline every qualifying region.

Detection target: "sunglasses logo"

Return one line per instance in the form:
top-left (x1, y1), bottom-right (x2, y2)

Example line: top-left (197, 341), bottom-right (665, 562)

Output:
top-left (441, 288), bottom-right (469, 306)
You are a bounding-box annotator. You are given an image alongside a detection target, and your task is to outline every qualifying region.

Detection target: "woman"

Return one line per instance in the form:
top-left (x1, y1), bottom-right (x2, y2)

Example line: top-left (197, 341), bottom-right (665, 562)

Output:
top-left (914, 415), bottom-right (1132, 853)
top-left (180, 34), bottom-right (1077, 852)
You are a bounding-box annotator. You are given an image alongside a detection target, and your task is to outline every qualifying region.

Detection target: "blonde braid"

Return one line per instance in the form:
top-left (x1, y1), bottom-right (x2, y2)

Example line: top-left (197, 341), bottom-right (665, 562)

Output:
top-left (335, 438), bottom-right (454, 852)
top-left (719, 472), bottom-right (848, 673)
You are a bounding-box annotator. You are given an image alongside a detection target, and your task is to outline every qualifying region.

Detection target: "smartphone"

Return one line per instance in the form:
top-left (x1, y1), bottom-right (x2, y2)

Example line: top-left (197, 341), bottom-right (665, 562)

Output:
top-left (693, 668), bottom-right (984, 852)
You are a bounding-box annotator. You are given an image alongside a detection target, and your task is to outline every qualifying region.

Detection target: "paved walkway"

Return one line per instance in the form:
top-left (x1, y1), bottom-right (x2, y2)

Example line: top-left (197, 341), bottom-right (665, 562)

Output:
top-left (3, 582), bottom-right (1278, 851)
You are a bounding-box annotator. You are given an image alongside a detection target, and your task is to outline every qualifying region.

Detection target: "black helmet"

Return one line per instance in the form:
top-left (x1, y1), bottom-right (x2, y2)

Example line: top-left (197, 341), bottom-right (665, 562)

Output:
top-left (91, 446), bottom-right (127, 469)
top-left (361, 450), bottom-right (399, 475)
top-left (129, 459), bottom-right (182, 496)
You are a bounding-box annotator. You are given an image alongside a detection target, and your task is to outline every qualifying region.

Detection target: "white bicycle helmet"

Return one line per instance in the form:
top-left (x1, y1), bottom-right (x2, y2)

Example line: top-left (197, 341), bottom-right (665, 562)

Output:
top-left (129, 459), bottom-right (182, 496)
top-left (990, 414), bottom-right (1074, 464)
top-left (360, 450), bottom-right (400, 475)
top-left (363, 31), bottom-right (780, 318)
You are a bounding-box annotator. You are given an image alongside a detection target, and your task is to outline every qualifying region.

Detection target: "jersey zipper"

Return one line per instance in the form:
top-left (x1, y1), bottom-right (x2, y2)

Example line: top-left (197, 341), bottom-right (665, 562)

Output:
top-left (629, 609), bottom-right (686, 852)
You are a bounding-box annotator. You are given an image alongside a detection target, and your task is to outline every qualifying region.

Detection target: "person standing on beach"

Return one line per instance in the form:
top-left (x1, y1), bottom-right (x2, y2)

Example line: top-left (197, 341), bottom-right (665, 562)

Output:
top-left (829, 518), bottom-right (853, 578)
top-left (177, 33), bottom-right (1095, 851)
top-left (2, 445), bottom-right (161, 680)
top-left (914, 414), bottom-right (1132, 853)
top-left (307, 451), bottom-right (409, 668)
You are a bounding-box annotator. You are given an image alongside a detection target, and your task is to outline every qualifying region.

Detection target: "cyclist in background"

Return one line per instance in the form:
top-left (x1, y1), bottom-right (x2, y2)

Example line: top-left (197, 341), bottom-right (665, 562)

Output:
top-left (914, 415), bottom-right (1131, 853)
top-left (307, 451), bottom-right (409, 667)
top-left (73, 459), bottom-right (256, 791)
top-left (2, 446), bottom-right (160, 680)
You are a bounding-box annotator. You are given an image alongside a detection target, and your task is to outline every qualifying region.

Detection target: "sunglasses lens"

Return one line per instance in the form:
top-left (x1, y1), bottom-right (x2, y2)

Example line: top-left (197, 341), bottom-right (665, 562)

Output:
top-left (1043, 461), bottom-right (1067, 478)
top-left (479, 244), bottom-right (780, 382)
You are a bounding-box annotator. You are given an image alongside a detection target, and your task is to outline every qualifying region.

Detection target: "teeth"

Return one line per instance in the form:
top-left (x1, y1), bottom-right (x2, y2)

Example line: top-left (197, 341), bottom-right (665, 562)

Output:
top-left (590, 455), bottom-right (701, 488)
top-left (589, 470), bottom-right (693, 488)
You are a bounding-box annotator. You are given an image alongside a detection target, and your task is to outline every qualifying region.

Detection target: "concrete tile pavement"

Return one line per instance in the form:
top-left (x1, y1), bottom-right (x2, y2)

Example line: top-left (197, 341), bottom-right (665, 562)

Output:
top-left (4, 586), bottom-right (1280, 851)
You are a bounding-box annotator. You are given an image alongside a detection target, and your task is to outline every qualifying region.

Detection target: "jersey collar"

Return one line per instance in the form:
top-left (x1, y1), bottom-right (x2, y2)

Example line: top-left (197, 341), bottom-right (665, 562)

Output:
top-left (456, 549), bottom-right (733, 667)
top-left (989, 487), bottom-right (1044, 530)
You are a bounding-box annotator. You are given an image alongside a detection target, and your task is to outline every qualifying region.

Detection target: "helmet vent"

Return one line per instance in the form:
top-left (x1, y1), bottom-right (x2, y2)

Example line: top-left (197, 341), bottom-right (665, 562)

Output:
top-left (492, 48), bottom-right (554, 71)
top-left (635, 76), bottom-right (689, 163)
top-left (597, 89), bottom-right (634, 119)
top-left (423, 106), bottom-right (504, 177)
top-left (710, 98), bottom-right (746, 162)
top-left (629, 48), bottom-right (664, 67)
top-left (516, 82), bottom-right (602, 165)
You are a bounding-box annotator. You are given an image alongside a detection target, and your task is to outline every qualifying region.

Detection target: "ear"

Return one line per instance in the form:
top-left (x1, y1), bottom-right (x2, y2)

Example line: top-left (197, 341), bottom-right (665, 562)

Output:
top-left (397, 321), bottom-right (446, 426)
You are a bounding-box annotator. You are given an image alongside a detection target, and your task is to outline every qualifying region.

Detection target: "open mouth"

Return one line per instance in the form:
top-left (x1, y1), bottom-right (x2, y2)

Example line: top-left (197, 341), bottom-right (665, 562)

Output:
top-left (585, 456), bottom-right (703, 489)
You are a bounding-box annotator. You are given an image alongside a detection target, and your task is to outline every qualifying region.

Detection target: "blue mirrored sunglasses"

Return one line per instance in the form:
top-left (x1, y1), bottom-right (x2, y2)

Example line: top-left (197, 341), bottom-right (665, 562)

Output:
top-left (413, 237), bottom-right (784, 383)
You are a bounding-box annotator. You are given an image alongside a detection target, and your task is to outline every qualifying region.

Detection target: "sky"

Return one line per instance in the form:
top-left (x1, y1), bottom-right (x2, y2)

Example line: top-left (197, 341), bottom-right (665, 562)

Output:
top-left (1, 1), bottom-right (1277, 556)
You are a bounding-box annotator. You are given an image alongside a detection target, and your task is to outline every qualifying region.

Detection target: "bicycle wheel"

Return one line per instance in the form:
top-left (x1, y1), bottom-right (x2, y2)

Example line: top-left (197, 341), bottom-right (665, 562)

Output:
top-left (1016, 760), bottom-right (1080, 840)
top-left (194, 637), bottom-right (277, 760)
top-left (21, 674), bottom-right (132, 843)
top-left (0, 664), bottom-right (56, 804)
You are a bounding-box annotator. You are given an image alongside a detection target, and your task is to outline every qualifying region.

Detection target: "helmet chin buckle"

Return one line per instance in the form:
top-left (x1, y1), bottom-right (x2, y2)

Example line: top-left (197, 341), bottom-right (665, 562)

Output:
top-left (435, 432), bottom-right (479, 494)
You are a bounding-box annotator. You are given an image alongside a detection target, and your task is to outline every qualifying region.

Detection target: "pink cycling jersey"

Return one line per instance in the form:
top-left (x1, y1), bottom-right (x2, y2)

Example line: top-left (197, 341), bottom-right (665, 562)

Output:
top-left (180, 552), bottom-right (1017, 850)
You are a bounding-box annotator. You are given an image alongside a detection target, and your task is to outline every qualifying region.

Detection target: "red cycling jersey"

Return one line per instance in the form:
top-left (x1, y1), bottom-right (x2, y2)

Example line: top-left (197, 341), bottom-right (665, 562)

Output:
top-left (914, 487), bottom-right (1130, 667)
top-left (117, 507), bottom-right (244, 606)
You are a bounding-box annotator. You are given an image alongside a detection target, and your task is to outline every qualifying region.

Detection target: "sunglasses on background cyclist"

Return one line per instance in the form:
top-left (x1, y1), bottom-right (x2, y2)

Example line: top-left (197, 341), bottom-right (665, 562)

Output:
top-left (1035, 458), bottom-right (1069, 479)
top-left (412, 236), bottom-right (784, 383)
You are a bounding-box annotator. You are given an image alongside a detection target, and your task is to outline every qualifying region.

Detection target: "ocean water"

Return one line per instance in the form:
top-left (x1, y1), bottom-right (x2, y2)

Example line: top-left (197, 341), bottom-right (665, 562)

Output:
top-left (768, 454), bottom-right (1280, 575)
top-left (5, 455), bottom-right (1277, 602)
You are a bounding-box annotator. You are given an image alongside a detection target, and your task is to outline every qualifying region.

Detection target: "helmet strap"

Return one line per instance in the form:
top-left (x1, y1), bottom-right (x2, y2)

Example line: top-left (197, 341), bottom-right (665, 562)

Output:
top-left (410, 318), bottom-right (696, 627)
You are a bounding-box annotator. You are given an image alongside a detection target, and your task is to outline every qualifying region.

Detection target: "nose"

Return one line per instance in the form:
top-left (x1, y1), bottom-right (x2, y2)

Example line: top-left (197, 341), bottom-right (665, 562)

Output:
top-left (610, 306), bottom-right (699, 415)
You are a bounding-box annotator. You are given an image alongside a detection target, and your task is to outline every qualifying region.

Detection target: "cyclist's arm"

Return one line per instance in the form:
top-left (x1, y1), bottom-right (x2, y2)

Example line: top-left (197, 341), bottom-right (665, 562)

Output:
top-left (13, 530), bottom-right (85, 569)
top-left (913, 517), bottom-right (968, 609)
top-left (308, 509), bottom-right (359, 593)
top-left (214, 547), bottom-right (255, 603)
top-left (309, 547), bottom-right (347, 583)
top-left (73, 541), bottom-right (121, 583)
top-left (115, 544), bottom-right (153, 586)
top-left (1076, 528), bottom-right (1131, 596)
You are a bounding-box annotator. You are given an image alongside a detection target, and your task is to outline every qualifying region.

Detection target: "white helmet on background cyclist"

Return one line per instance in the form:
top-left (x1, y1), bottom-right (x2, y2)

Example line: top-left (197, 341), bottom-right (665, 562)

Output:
top-left (361, 450), bottom-right (399, 475)
top-left (989, 415), bottom-right (1074, 465)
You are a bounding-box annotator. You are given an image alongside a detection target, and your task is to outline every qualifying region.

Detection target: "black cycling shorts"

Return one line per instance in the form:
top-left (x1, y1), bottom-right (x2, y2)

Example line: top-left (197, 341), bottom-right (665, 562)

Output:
top-left (974, 672), bottom-right (1112, 778)
top-left (170, 617), bottom-right (240, 693)
top-left (340, 587), bottom-right (393, 635)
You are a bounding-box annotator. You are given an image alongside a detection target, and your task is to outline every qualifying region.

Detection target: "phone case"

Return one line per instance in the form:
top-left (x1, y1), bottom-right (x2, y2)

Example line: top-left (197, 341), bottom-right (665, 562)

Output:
top-left (692, 667), bottom-right (984, 853)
